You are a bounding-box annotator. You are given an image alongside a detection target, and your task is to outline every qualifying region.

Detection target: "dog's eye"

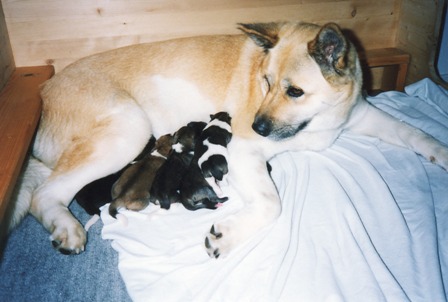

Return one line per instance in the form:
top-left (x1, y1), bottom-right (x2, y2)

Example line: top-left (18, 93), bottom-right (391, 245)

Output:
top-left (286, 86), bottom-right (304, 98)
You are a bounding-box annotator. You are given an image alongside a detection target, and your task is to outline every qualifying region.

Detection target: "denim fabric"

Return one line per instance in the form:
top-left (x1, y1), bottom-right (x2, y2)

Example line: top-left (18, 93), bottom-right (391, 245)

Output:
top-left (0, 202), bottom-right (131, 302)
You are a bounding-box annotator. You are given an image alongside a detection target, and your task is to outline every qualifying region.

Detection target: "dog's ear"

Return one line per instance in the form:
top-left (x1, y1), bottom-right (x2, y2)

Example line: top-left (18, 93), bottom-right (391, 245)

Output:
top-left (238, 23), bottom-right (280, 50)
top-left (307, 23), bottom-right (349, 76)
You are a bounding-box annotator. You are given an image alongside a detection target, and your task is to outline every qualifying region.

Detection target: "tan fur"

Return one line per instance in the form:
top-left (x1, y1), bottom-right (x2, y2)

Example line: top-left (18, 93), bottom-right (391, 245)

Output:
top-left (10, 21), bottom-right (448, 256)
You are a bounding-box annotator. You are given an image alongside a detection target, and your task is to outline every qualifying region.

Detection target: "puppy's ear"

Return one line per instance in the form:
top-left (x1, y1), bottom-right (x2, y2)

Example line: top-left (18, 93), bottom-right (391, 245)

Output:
top-left (238, 23), bottom-right (280, 50)
top-left (307, 23), bottom-right (349, 76)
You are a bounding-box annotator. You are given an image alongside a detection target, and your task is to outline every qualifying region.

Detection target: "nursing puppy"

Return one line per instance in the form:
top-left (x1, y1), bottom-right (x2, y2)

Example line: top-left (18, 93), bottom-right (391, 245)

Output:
top-left (149, 122), bottom-right (206, 209)
top-left (75, 136), bottom-right (157, 217)
top-left (180, 155), bottom-right (229, 211)
top-left (10, 21), bottom-right (448, 257)
top-left (197, 112), bottom-right (233, 196)
top-left (108, 134), bottom-right (174, 218)
top-left (180, 114), bottom-right (231, 210)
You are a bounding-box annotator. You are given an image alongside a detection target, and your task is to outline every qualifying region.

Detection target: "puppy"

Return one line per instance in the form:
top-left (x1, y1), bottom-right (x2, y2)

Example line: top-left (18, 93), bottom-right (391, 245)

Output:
top-left (197, 112), bottom-right (232, 196)
top-left (149, 122), bottom-right (206, 209)
top-left (180, 115), bottom-right (231, 210)
top-left (108, 134), bottom-right (174, 218)
top-left (75, 136), bottom-right (157, 216)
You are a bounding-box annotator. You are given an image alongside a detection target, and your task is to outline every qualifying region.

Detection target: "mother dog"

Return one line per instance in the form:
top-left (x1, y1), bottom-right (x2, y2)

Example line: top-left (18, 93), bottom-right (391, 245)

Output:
top-left (10, 21), bottom-right (448, 257)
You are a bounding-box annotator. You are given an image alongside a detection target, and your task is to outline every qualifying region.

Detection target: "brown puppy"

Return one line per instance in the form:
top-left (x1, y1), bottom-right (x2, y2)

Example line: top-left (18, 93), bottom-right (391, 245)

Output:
top-left (108, 134), bottom-right (174, 217)
top-left (10, 21), bottom-right (448, 257)
top-left (75, 136), bottom-right (157, 217)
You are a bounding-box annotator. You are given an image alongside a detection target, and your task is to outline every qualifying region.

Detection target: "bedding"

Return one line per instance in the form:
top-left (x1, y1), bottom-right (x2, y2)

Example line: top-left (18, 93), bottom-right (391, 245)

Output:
top-left (100, 78), bottom-right (448, 301)
top-left (0, 78), bottom-right (447, 302)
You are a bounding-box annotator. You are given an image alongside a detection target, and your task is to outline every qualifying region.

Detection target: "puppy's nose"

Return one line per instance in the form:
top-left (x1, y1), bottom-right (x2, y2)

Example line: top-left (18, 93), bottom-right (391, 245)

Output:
top-left (252, 116), bottom-right (273, 137)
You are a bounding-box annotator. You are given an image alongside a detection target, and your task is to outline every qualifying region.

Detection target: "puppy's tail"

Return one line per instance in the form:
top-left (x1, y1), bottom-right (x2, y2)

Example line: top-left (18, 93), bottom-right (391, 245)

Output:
top-left (8, 157), bottom-right (51, 232)
top-left (108, 198), bottom-right (125, 218)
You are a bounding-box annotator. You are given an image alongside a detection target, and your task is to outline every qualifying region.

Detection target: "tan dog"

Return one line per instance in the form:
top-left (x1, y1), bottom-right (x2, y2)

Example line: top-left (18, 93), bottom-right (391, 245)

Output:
top-left (10, 21), bottom-right (448, 257)
top-left (108, 134), bottom-right (174, 218)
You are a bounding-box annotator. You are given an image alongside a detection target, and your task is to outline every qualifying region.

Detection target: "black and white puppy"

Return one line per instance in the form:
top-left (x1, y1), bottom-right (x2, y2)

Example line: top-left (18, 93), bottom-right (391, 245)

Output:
top-left (180, 145), bottom-right (229, 211)
top-left (197, 112), bottom-right (232, 197)
top-left (149, 122), bottom-right (206, 209)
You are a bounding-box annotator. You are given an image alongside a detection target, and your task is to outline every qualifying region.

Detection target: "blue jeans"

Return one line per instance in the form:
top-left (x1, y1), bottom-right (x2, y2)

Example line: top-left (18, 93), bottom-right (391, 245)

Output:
top-left (0, 201), bottom-right (131, 302)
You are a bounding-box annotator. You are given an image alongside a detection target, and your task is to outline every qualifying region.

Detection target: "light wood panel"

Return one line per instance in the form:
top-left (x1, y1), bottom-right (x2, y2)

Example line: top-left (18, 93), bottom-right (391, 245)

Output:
top-left (396, 0), bottom-right (441, 84)
top-left (0, 1), bottom-right (14, 90)
top-left (2, 0), bottom-right (400, 72)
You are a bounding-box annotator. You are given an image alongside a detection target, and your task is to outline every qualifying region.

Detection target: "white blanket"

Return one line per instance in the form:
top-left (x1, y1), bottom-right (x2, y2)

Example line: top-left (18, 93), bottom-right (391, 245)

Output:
top-left (101, 79), bottom-right (448, 302)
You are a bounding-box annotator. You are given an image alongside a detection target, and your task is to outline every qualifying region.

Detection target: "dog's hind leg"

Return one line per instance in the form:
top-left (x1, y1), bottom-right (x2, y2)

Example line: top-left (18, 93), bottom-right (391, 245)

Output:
top-left (8, 157), bottom-right (51, 232)
top-left (30, 104), bottom-right (151, 254)
top-left (348, 100), bottom-right (448, 170)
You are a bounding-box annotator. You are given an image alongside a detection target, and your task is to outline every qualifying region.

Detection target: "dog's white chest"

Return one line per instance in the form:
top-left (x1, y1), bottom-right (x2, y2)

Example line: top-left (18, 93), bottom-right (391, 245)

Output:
top-left (136, 75), bottom-right (216, 136)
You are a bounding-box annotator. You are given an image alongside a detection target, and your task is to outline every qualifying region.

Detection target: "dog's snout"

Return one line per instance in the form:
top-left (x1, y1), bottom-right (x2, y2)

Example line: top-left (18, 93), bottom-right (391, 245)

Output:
top-left (252, 116), bottom-right (273, 137)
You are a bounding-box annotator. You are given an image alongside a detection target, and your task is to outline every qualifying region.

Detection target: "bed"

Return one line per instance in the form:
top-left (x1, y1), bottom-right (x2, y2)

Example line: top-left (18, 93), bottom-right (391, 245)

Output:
top-left (1, 78), bottom-right (447, 301)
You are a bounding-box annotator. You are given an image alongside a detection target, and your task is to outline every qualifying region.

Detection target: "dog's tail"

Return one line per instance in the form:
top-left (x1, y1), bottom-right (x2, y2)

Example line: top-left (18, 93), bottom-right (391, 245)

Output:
top-left (8, 157), bottom-right (51, 232)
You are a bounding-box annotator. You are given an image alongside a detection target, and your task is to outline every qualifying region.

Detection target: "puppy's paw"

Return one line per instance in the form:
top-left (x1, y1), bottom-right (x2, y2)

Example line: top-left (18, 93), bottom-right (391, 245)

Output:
top-left (50, 219), bottom-right (86, 255)
top-left (204, 223), bottom-right (235, 258)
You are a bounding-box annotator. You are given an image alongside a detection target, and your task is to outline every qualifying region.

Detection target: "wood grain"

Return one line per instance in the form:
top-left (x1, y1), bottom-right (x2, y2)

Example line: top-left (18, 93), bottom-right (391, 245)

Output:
top-left (0, 65), bottom-right (54, 229)
top-left (396, 0), bottom-right (440, 84)
top-left (2, 0), bottom-right (400, 72)
top-left (0, 1), bottom-right (15, 90)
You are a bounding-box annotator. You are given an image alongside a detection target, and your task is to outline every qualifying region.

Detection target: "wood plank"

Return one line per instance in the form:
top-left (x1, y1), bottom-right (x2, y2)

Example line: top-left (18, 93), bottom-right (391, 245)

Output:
top-left (0, 65), bottom-right (54, 230)
top-left (5, 4), bottom-right (355, 41)
top-left (360, 48), bottom-right (410, 67)
top-left (359, 48), bottom-right (410, 91)
top-left (2, 0), bottom-right (401, 72)
top-left (396, 0), bottom-right (440, 84)
top-left (0, 0), bottom-right (15, 90)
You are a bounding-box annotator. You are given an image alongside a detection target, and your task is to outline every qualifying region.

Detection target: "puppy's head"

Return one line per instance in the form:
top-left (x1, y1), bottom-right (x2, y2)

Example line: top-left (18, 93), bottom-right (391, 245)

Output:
top-left (174, 122), bottom-right (206, 152)
top-left (188, 121), bottom-right (207, 137)
top-left (154, 134), bottom-right (174, 157)
top-left (239, 22), bottom-right (362, 140)
top-left (210, 112), bottom-right (232, 125)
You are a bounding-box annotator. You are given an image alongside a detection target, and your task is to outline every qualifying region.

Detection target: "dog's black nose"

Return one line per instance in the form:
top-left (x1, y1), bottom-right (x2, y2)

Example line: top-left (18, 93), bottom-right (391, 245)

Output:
top-left (252, 116), bottom-right (273, 137)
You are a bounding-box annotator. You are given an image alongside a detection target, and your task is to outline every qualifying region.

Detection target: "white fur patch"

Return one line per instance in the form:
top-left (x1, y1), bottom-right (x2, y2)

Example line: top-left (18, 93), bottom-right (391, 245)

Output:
top-left (139, 75), bottom-right (216, 136)
top-left (151, 150), bottom-right (167, 159)
top-left (198, 139), bottom-right (229, 167)
top-left (205, 176), bottom-right (225, 198)
top-left (172, 142), bottom-right (183, 153)
top-left (204, 119), bottom-right (232, 133)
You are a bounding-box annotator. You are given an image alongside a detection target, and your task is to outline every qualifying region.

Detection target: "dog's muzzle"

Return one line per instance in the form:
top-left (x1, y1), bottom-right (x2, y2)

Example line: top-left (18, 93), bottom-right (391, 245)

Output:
top-left (252, 115), bottom-right (311, 140)
top-left (252, 116), bottom-right (273, 137)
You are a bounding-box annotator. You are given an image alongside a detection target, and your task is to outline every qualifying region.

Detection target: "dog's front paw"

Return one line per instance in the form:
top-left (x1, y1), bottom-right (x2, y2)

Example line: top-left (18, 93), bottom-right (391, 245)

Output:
top-left (204, 223), bottom-right (235, 258)
top-left (49, 219), bottom-right (86, 255)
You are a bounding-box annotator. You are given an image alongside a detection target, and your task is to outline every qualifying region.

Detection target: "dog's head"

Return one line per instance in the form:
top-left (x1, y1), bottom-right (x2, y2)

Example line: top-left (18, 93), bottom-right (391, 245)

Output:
top-left (239, 22), bottom-right (362, 140)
